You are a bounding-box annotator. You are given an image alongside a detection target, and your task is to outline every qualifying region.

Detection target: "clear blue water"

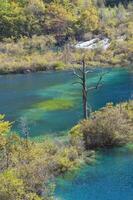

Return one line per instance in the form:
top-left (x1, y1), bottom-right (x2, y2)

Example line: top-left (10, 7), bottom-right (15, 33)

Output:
top-left (0, 67), bottom-right (133, 199)
top-left (0, 67), bottom-right (132, 137)
top-left (55, 147), bottom-right (133, 200)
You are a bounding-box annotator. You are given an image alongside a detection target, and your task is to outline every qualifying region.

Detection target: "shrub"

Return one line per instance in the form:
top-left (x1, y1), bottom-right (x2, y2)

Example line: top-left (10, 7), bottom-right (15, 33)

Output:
top-left (0, 169), bottom-right (42, 200)
top-left (70, 101), bottom-right (133, 149)
top-left (52, 61), bottom-right (66, 70)
top-left (55, 146), bottom-right (79, 173)
top-left (70, 124), bottom-right (85, 154)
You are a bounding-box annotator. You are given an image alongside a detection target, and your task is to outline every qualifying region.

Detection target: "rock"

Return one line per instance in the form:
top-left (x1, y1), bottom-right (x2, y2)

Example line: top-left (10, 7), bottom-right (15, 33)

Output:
top-left (74, 37), bottom-right (110, 50)
top-left (23, 69), bottom-right (31, 74)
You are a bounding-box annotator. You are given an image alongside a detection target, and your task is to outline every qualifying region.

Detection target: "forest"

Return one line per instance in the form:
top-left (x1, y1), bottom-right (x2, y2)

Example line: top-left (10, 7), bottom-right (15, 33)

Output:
top-left (0, 0), bottom-right (133, 73)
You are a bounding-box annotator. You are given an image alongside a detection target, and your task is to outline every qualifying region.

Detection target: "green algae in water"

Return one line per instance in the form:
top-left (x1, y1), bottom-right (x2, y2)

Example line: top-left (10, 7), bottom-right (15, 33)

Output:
top-left (0, 67), bottom-right (132, 136)
top-left (34, 98), bottom-right (75, 111)
top-left (22, 109), bottom-right (44, 121)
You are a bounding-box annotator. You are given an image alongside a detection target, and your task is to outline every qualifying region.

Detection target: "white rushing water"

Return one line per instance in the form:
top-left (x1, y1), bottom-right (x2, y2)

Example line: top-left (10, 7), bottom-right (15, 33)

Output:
top-left (75, 37), bottom-right (110, 50)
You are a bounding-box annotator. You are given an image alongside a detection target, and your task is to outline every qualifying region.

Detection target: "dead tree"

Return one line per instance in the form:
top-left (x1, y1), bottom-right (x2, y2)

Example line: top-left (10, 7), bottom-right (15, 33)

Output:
top-left (19, 117), bottom-right (30, 147)
top-left (73, 58), bottom-right (106, 119)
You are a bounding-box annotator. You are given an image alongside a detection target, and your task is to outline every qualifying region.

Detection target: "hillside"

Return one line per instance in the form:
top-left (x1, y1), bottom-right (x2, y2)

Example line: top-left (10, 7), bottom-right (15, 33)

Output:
top-left (0, 0), bottom-right (133, 73)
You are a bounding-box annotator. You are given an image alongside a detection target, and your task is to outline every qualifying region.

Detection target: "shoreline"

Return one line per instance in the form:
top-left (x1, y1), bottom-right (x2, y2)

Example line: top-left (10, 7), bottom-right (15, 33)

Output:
top-left (0, 63), bottom-right (132, 76)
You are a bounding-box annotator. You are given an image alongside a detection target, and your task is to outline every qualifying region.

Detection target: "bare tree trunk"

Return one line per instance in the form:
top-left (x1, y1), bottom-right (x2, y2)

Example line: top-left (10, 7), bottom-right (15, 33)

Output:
top-left (82, 59), bottom-right (88, 119)
top-left (73, 57), bottom-right (106, 119)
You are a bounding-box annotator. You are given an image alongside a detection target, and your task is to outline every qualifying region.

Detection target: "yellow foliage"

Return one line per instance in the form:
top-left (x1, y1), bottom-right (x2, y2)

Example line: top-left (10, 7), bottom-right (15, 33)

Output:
top-left (0, 169), bottom-right (42, 200)
top-left (0, 114), bottom-right (11, 135)
top-left (78, 6), bottom-right (99, 32)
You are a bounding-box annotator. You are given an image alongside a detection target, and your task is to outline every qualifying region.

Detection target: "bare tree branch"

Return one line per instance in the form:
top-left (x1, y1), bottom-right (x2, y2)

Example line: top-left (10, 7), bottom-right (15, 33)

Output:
top-left (95, 71), bottom-right (108, 89)
top-left (72, 58), bottom-right (107, 119)
top-left (88, 84), bottom-right (103, 91)
top-left (95, 75), bottom-right (103, 89)
top-left (77, 67), bottom-right (83, 74)
top-left (87, 71), bottom-right (107, 91)
top-left (73, 68), bottom-right (83, 80)
top-left (72, 81), bottom-right (83, 86)
top-left (85, 69), bottom-right (93, 74)
top-left (87, 86), bottom-right (97, 91)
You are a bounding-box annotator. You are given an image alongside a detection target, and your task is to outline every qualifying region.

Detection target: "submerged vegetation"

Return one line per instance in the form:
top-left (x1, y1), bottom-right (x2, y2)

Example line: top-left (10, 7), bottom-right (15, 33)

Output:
top-left (0, 0), bottom-right (133, 199)
top-left (35, 98), bottom-right (75, 111)
top-left (0, 101), bottom-right (133, 199)
top-left (0, 0), bottom-right (133, 74)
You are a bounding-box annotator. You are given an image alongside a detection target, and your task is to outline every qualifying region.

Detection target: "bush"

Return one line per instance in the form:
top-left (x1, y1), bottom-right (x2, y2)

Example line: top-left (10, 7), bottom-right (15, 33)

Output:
top-left (70, 101), bottom-right (133, 149)
top-left (0, 170), bottom-right (42, 200)
top-left (52, 61), bottom-right (66, 70)
top-left (0, 115), bottom-right (92, 199)
top-left (70, 124), bottom-right (85, 154)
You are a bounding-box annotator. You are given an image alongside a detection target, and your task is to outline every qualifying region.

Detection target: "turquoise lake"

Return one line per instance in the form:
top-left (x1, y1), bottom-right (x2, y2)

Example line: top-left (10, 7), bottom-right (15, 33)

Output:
top-left (0, 67), bottom-right (133, 200)
top-left (55, 147), bottom-right (133, 200)
top-left (0, 67), bottom-right (132, 137)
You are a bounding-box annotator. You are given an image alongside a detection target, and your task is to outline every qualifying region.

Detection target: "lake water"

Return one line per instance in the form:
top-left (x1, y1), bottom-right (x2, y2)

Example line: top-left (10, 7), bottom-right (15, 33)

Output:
top-left (0, 67), bottom-right (132, 137)
top-left (55, 147), bottom-right (133, 200)
top-left (0, 67), bottom-right (133, 200)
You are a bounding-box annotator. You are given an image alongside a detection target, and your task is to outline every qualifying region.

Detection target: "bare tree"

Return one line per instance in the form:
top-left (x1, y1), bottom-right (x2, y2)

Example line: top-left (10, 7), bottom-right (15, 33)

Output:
top-left (19, 117), bottom-right (30, 147)
top-left (73, 57), bottom-right (106, 119)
